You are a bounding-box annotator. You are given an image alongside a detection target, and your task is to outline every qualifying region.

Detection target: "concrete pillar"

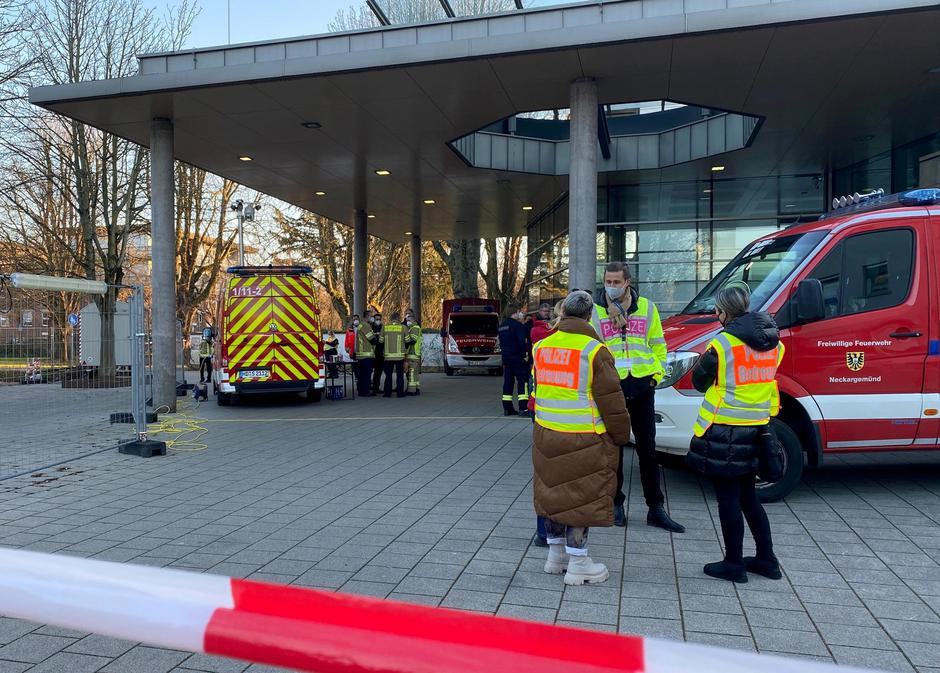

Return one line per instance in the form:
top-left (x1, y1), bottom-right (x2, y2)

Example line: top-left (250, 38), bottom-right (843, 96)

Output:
top-left (150, 118), bottom-right (177, 413)
top-left (410, 234), bottom-right (422, 323)
top-left (353, 209), bottom-right (368, 317)
top-left (567, 77), bottom-right (598, 293)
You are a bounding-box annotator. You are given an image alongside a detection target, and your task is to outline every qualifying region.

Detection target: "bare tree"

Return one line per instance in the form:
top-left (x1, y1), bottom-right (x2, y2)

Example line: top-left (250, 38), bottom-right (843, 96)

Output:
top-left (273, 209), bottom-right (409, 327)
top-left (431, 239), bottom-right (481, 298)
top-left (0, 125), bottom-right (86, 360)
top-left (175, 165), bottom-right (237, 353)
top-left (480, 236), bottom-right (538, 317)
top-left (0, 0), bottom-right (197, 376)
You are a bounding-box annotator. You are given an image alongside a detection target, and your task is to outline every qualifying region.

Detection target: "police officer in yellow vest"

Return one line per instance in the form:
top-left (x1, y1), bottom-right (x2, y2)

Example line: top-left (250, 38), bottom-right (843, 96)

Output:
top-left (355, 310), bottom-right (379, 397)
top-left (382, 312), bottom-right (407, 398)
top-left (404, 308), bottom-right (422, 396)
top-left (591, 261), bottom-right (684, 533)
top-left (686, 282), bottom-right (783, 583)
top-left (532, 291), bottom-right (631, 586)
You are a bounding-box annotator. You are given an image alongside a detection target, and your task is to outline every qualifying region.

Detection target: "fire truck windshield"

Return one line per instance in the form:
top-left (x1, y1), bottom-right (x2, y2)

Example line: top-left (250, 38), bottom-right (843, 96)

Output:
top-left (449, 314), bottom-right (499, 336)
top-left (681, 230), bottom-right (826, 315)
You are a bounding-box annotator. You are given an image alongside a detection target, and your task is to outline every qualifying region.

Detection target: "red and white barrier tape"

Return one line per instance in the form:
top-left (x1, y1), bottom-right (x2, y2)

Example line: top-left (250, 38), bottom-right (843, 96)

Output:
top-left (0, 548), bottom-right (876, 673)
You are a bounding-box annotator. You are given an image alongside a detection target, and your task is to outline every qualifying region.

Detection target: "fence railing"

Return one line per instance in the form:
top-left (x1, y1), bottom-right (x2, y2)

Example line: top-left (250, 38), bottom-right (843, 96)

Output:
top-left (0, 275), bottom-right (155, 478)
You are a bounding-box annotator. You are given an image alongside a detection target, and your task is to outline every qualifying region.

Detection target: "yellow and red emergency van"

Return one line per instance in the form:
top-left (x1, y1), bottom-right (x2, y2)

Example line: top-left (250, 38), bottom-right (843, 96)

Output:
top-left (212, 265), bottom-right (324, 405)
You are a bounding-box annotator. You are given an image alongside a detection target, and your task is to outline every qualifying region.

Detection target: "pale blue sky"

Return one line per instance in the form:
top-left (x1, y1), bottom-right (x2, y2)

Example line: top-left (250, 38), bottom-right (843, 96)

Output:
top-left (147, 0), bottom-right (571, 50)
top-left (149, 0), bottom-right (356, 50)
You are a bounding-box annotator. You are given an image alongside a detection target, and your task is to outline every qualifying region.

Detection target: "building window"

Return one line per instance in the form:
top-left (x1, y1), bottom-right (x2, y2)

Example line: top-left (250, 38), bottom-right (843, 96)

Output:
top-left (41, 312), bottom-right (50, 327)
top-left (21, 310), bottom-right (33, 327)
top-left (0, 314), bottom-right (9, 327)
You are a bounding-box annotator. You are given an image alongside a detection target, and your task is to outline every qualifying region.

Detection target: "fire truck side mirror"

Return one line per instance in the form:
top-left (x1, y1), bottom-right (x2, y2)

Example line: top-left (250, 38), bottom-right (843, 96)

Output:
top-left (795, 278), bottom-right (825, 324)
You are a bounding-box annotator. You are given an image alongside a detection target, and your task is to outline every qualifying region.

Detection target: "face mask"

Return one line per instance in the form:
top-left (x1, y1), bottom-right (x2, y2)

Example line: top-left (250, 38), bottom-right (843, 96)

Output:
top-left (375, 320), bottom-right (383, 327)
top-left (353, 320), bottom-right (360, 327)
top-left (605, 285), bottom-right (624, 300)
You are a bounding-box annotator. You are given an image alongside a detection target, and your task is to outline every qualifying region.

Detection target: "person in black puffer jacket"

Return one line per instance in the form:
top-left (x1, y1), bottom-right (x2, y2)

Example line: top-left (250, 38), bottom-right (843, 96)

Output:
top-left (686, 282), bottom-right (782, 584)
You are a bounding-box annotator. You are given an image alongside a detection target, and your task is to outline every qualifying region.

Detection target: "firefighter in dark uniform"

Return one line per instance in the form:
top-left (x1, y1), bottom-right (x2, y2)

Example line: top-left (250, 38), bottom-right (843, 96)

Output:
top-left (498, 307), bottom-right (531, 417)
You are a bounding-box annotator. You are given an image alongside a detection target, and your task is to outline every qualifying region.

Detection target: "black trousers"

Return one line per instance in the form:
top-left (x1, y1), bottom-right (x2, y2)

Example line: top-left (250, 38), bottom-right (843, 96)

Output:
top-left (502, 357), bottom-right (530, 412)
top-left (357, 358), bottom-right (374, 396)
top-left (372, 351), bottom-right (384, 392)
top-left (615, 382), bottom-right (664, 508)
top-left (383, 360), bottom-right (405, 397)
top-left (199, 356), bottom-right (212, 381)
top-left (712, 473), bottom-right (774, 564)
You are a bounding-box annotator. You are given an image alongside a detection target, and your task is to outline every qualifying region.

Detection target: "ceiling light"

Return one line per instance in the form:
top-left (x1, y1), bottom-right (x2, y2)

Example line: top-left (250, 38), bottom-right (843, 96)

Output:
top-left (314, 191), bottom-right (326, 196)
top-left (522, 205), bottom-right (534, 211)
top-left (423, 199), bottom-right (435, 205)
top-left (404, 231), bottom-right (413, 235)
top-left (784, 203), bottom-right (795, 208)
top-left (301, 121), bottom-right (322, 129)
top-left (703, 189), bottom-right (712, 194)
top-left (367, 214), bottom-right (376, 219)
top-left (710, 165), bottom-right (725, 172)
top-left (238, 156), bottom-right (252, 162)
top-left (375, 169), bottom-right (391, 176)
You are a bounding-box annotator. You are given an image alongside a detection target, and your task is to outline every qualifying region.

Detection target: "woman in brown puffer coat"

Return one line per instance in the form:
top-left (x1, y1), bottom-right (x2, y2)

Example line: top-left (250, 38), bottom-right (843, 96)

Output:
top-left (532, 291), bottom-right (631, 586)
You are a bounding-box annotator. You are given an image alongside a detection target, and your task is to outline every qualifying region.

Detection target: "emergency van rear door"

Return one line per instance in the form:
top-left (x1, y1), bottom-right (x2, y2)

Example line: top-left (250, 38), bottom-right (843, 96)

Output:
top-left (224, 275), bottom-right (274, 384)
top-left (789, 217), bottom-right (929, 450)
top-left (269, 274), bottom-right (320, 384)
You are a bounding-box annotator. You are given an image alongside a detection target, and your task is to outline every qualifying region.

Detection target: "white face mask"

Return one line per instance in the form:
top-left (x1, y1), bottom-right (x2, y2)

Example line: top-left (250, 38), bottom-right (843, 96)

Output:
top-left (605, 285), bottom-right (624, 300)
top-left (353, 320), bottom-right (360, 327)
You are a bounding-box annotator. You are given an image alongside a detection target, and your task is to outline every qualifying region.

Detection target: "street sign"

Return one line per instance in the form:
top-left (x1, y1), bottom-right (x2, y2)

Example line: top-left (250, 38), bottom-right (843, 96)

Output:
top-left (67, 313), bottom-right (78, 327)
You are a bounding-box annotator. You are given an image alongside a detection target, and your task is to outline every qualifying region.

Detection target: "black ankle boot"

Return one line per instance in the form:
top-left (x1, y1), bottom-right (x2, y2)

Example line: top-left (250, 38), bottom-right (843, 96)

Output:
top-left (704, 560), bottom-right (747, 583)
top-left (647, 505), bottom-right (685, 533)
top-left (743, 556), bottom-right (782, 580)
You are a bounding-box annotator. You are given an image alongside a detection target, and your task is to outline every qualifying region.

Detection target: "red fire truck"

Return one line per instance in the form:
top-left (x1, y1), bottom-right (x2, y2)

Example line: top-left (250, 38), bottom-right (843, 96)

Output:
top-left (654, 188), bottom-right (940, 500)
top-left (441, 298), bottom-right (502, 376)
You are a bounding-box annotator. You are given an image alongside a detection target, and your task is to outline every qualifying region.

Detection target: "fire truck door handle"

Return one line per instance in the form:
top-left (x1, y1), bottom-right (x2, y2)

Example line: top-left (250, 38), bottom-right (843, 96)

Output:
top-left (889, 331), bottom-right (922, 338)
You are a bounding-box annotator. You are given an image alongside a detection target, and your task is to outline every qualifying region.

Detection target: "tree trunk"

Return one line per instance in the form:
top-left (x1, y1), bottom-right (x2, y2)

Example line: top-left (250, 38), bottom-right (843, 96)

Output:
top-left (432, 239), bottom-right (481, 298)
top-left (98, 286), bottom-right (116, 378)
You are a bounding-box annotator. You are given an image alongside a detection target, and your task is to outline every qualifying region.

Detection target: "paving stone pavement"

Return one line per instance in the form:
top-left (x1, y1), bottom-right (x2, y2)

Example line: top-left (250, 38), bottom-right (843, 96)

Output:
top-left (1, 373), bottom-right (940, 672)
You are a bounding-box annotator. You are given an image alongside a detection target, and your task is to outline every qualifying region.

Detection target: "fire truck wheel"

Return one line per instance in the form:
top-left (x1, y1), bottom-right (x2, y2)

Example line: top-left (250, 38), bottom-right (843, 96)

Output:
top-left (444, 362), bottom-right (454, 376)
top-left (216, 391), bottom-right (231, 406)
top-left (756, 418), bottom-right (803, 503)
top-left (306, 388), bottom-right (322, 403)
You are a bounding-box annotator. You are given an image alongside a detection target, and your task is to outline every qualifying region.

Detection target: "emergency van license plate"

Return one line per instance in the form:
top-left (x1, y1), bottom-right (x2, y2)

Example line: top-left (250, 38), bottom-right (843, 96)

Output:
top-left (236, 369), bottom-right (270, 380)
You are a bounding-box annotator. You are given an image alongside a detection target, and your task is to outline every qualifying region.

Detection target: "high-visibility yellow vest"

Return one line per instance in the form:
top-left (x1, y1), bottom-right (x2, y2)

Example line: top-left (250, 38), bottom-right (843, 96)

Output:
top-left (383, 323), bottom-right (406, 361)
top-left (355, 324), bottom-right (376, 358)
top-left (199, 341), bottom-right (212, 358)
top-left (590, 297), bottom-right (666, 381)
top-left (693, 332), bottom-right (785, 437)
top-left (532, 331), bottom-right (608, 435)
top-left (406, 323), bottom-right (422, 360)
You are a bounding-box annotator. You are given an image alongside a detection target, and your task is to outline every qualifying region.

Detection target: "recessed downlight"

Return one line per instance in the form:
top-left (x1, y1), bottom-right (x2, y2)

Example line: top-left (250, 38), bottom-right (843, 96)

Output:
top-left (404, 231), bottom-right (413, 235)
top-left (301, 121), bottom-right (322, 129)
top-left (522, 205), bottom-right (534, 211)
top-left (367, 214), bottom-right (376, 219)
top-left (315, 191), bottom-right (326, 196)
top-left (711, 165), bottom-right (725, 172)
top-left (375, 169), bottom-right (391, 176)
top-left (423, 199), bottom-right (435, 205)
top-left (238, 156), bottom-right (252, 162)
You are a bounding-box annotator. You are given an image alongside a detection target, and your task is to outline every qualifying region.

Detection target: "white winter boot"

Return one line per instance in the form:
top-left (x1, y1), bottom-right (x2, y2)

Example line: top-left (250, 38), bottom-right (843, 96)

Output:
top-left (543, 544), bottom-right (569, 574)
top-left (564, 555), bottom-right (609, 586)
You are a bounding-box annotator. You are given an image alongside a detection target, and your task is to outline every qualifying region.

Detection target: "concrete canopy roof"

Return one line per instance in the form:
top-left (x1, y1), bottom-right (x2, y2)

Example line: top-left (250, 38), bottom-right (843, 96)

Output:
top-left (29, 0), bottom-right (940, 242)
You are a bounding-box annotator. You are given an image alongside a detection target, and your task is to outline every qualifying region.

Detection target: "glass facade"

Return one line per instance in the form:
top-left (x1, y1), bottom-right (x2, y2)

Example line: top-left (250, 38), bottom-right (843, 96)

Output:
top-left (526, 130), bottom-right (940, 316)
top-left (527, 174), bottom-right (824, 315)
